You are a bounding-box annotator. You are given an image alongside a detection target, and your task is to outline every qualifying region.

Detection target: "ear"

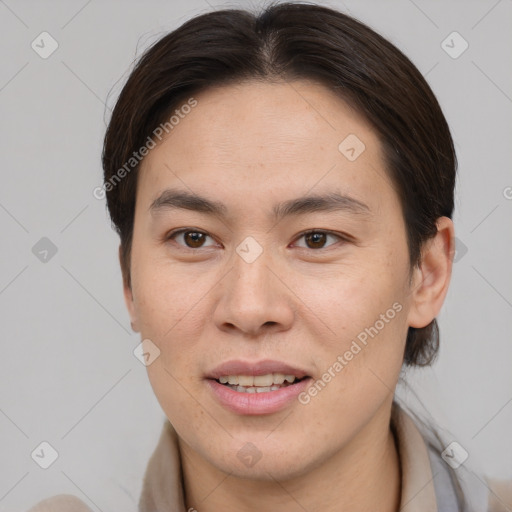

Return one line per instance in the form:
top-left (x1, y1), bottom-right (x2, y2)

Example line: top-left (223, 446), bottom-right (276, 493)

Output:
top-left (119, 245), bottom-right (139, 332)
top-left (407, 217), bottom-right (455, 329)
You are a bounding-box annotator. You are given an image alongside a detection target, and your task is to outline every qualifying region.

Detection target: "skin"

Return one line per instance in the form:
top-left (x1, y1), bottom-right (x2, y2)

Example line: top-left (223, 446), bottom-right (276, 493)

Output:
top-left (121, 79), bottom-right (455, 512)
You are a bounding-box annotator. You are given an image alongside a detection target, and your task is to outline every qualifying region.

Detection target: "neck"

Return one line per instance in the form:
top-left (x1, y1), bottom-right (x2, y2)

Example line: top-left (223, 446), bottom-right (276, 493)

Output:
top-left (179, 400), bottom-right (401, 512)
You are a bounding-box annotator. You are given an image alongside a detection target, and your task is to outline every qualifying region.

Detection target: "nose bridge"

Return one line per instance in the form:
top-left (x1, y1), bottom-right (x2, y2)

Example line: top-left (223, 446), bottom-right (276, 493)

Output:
top-left (231, 237), bottom-right (274, 302)
top-left (214, 236), bottom-right (293, 334)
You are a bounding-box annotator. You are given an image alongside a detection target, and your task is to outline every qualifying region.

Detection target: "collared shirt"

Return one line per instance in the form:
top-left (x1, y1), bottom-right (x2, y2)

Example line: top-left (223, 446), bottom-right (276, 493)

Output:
top-left (27, 402), bottom-right (510, 512)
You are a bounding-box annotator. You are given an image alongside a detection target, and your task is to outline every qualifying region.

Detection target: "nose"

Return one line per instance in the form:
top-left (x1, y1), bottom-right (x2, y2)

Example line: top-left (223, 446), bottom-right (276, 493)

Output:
top-left (212, 246), bottom-right (295, 337)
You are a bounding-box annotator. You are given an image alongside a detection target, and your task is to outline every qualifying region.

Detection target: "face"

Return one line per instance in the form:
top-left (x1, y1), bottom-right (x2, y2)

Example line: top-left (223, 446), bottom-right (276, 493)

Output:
top-left (123, 79), bottom-right (434, 480)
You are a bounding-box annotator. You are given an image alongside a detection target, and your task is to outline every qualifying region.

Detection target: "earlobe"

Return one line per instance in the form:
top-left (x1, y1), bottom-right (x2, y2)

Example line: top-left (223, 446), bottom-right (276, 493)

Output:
top-left (119, 245), bottom-right (139, 333)
top-left (407, 217), bottom-right (455, 329)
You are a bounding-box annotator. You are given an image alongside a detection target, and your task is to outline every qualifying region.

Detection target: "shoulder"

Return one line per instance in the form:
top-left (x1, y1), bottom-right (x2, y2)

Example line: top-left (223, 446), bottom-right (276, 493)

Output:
top-left (487, 478), bottom-right (512, 512)
top-left (392, 403), bottom-right (511, 512)
top-left (26, 494), bottom-right (93, 512)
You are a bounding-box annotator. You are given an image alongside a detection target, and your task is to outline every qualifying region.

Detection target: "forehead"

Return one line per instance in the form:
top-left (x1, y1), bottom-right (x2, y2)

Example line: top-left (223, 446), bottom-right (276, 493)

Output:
top-left (136, 79), bottom-right (394, 217)
top-left (157, 79), bottom-right (377, 157)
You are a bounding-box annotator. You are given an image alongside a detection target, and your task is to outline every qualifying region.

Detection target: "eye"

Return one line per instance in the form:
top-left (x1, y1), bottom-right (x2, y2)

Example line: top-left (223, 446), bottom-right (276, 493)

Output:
top-left (166, 229), bottom-right (217, 249)
top-left (165, 228), bottom-right (348, 251)
top-left (294, 230), bottom-right (345, 250)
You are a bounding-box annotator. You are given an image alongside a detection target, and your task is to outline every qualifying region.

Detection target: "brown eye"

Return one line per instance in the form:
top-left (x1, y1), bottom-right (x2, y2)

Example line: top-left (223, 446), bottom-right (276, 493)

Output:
top-left (305, 232), bottom-right (328, 249)
top-left (167, 229), bottom-right (216, 249)
top-left (295, 230), bottom-right (344, 250)
top-left (183, 231), bottom-right (206, 248)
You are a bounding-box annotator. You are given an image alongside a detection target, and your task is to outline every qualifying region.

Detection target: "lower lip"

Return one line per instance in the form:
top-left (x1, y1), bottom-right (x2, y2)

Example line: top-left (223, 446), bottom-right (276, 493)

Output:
top-left (206, 378), bottom-right (312, 415)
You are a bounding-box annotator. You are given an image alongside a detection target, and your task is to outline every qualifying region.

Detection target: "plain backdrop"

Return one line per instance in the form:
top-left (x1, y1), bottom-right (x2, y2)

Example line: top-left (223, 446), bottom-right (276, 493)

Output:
top-left (1, 0), bottom-right (511, 510)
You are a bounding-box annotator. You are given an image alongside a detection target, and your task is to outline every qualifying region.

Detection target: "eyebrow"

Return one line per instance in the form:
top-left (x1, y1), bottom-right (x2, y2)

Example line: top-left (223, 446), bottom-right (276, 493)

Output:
top-left (149, 189), bottom-right (372, 221)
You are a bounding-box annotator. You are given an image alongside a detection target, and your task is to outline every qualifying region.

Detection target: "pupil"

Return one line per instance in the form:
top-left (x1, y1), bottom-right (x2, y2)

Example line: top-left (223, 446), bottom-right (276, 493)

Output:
top-left (307, 232), bottom-right (326, 248)
top-left (186, 232), bottom-right (204, 247)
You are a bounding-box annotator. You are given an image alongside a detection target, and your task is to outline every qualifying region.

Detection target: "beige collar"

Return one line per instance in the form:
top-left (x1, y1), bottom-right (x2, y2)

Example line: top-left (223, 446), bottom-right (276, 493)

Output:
top-left (391, 403), bottom-right (439, 511)
top-left (139, 403), bottom-right (440, 511)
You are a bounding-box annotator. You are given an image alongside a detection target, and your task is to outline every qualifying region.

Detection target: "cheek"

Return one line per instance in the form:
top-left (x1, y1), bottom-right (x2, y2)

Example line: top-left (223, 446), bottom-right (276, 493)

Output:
top-left (294, 266), bottom-right (408, 404)
top-left (131, 259), bottom-right (213, 410)
top-left (293, 262), bottom-right (403, 343)
top-left (297, 317), bottom-right (406, 449)
top-left (131, 253), bottom-right (209, 339)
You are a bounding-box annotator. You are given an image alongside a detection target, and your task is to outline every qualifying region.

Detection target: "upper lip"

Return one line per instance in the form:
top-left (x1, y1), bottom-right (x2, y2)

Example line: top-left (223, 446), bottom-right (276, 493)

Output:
top-left (207, 359), bottom-right (310, 380)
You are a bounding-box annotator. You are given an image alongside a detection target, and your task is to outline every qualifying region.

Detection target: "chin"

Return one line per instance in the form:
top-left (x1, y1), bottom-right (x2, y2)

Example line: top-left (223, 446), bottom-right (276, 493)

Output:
top-left (222, 454), bottom-right (312, 482)
top-left (205, 436), bottom-right (317, 482)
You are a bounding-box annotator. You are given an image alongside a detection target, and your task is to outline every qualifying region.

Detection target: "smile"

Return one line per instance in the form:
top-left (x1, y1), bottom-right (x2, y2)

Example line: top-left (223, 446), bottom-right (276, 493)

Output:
top-left (217, 373), bottom-right (304, 393)
top-left (207, 375), bottom-right (312, 415)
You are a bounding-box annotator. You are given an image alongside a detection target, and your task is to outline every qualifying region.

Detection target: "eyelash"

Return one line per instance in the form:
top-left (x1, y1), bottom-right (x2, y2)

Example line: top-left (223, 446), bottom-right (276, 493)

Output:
top-left (165, 228), bottom-right (349, 251)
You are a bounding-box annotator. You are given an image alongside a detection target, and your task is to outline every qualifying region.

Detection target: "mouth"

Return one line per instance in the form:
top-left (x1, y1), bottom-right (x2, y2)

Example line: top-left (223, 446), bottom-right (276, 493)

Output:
top-left (213, 373), bottom-right (309, 393)
top-left (205, 360), bottom-right (312, 415)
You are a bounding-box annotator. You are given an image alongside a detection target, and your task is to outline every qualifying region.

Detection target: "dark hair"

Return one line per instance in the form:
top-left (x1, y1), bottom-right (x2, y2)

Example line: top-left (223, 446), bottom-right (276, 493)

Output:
top-left (102, 1), bottom-right (456, 367)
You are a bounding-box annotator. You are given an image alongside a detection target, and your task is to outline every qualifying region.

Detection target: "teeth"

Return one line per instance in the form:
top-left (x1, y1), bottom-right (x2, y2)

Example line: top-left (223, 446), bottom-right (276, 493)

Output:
top-left (253, 374), bottom-right (273, 387)
top-left (234, 385), bottom-right (277, 393)
top-left (273, 373), bottom-right (285, 385)
top-left (238, 375), bottom-right (254, 386)
top-left (217, 374), bottom-right (306, 393)
top-left (217, 373), bottom-right (297, 387)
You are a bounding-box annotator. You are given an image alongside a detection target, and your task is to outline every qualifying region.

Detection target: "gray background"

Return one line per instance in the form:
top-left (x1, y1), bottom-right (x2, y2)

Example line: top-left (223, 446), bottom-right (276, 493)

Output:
top-left (0, 0), bottom-right (511, 510)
